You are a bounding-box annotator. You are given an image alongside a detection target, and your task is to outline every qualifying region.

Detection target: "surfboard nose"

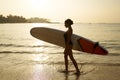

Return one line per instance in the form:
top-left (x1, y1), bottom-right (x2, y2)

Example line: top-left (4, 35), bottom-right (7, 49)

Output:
top-left (30, 28), bottom-right (38, 36)
top-left (30, 28), bottom-right (35, 35)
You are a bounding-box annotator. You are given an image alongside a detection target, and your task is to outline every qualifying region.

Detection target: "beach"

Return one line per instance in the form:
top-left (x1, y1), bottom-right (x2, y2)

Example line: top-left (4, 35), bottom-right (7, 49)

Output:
top-left (0, 53), bottom-right (120, 80)
top-left (0, 23), bottom-right (120, 80)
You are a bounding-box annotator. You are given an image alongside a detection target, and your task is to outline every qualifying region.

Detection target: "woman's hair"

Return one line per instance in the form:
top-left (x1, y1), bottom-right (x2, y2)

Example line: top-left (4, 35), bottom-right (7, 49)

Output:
top-left (65, 19), bottom-right (73, 25)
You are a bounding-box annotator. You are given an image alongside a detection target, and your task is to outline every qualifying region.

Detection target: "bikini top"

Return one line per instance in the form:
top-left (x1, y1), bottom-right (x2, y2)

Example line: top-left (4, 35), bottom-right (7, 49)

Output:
top-left (64, 30), bottom-right (73, 45)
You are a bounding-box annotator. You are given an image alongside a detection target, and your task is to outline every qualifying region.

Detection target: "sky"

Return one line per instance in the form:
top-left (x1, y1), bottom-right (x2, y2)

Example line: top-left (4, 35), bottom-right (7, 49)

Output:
top-left (0, 0), bottom-right (120, 23)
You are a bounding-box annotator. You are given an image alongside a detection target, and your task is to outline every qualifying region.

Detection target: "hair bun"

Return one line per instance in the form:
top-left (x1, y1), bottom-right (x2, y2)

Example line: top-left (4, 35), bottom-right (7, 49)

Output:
top-left (65, 19), bottom-right (73, 25)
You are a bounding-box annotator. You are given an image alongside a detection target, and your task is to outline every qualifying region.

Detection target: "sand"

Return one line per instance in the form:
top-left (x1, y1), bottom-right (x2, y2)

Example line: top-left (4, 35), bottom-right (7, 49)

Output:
top-left (0, 53), bottom-right (120, 80)
top-left (0, 62), bottom-right (120, 80)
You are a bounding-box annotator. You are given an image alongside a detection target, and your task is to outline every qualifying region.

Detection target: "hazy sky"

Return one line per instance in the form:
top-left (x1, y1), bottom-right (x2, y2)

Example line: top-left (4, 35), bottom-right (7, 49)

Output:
top-left (0, 0), bottom-right (120, 23)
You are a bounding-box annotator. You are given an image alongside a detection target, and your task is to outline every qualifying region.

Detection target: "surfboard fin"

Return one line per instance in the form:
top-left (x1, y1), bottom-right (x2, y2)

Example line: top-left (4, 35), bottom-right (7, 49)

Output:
top-left (93, 42), bottom-right (99, 48)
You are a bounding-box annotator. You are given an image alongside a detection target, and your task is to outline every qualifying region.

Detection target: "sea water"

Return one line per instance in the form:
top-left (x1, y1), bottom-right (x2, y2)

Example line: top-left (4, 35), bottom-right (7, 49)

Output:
top-left (0, 23), bottom-right (120, 66)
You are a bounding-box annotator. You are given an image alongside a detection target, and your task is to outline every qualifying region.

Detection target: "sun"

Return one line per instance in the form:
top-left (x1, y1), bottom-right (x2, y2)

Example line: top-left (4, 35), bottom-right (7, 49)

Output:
top-left (30, 0), bottom-right (49, 10)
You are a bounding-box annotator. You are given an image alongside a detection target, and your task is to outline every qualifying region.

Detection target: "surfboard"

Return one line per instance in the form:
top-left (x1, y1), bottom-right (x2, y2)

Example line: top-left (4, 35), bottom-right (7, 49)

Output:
top-left (30, 27), bottom-right (108, 55)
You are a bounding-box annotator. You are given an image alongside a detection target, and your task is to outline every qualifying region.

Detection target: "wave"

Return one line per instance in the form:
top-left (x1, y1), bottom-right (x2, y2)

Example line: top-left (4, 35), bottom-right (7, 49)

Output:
top-left (0, 51), bottom-right (64, 54)
top-left (0, 50), bottom-right (120, 57)
top-left (77, 62), bottom-right (120, 66)
top-left (0, 43), bottom-right (60, 48)
top-left (0, 51), bottom-right (41, 54)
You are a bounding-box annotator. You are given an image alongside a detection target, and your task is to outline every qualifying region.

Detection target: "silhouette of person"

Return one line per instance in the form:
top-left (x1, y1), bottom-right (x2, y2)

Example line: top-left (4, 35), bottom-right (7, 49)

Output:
top-left (64, 19), bottom-right (80, 74)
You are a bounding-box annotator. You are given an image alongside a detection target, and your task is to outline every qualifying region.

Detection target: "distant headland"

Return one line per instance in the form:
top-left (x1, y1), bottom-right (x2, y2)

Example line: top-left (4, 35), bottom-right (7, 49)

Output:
top-left (0, 14), bottom-right (51, 23)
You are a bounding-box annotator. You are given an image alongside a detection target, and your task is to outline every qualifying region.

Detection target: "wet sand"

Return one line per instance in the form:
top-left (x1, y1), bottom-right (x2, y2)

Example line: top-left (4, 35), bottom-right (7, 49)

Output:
top-left (0, 58), bottom-right (120, 80)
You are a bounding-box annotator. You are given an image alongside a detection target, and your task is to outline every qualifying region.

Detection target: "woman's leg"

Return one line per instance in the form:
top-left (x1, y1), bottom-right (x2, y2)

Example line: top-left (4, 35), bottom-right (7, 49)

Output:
top-left (69, 49), bottom-right (80, 73)
top-left (64, 49), bottom-right (68, 72)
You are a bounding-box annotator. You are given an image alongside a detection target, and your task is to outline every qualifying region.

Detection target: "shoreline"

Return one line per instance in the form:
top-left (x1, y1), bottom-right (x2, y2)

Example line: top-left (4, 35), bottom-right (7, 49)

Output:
top-left (0, 61), bottom-right (120, 80)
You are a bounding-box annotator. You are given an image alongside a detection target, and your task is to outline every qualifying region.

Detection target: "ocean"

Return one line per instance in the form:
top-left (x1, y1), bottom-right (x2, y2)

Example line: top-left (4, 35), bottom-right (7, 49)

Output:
top-left (0, 23), bottom-right (120, 66)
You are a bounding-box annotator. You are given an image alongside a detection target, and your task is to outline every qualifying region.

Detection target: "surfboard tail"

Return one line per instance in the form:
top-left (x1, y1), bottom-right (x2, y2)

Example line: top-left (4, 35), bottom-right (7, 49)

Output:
top-left (94, 46), bottom-right (108, 55)
top-left (77, 38), bottom-right (108, 55)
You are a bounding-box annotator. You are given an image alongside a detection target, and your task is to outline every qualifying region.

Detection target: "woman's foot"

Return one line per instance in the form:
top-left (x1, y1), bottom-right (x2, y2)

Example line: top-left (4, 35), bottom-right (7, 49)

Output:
top-left (76, 70), bottom-right (80, 75)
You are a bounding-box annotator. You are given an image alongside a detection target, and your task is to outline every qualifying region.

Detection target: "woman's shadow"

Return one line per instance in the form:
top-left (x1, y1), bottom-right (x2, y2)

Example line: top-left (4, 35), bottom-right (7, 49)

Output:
top-left (64, 73), bottom-right (80, 80)
top-left (64, 65), bottom-right (83, 80)
top-left (63, 64), bottom-right (96, 80)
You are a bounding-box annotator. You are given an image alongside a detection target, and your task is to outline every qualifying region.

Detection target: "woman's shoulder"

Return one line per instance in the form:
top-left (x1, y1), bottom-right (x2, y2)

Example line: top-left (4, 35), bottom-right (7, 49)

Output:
top-left (68, 28), bottom-right (73, 33)
top-left (65, 28), bottom-right (73, 35)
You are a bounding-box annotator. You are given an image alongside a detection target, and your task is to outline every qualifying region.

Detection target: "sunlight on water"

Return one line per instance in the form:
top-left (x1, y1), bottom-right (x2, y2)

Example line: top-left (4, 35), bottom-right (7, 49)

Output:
top-left (32, 65), bottom-right (48, 80)
top-left (32, 64), bottom-right (57, 80)
top-left (33, 40), bottom-right (45, 52)
top-left (32, 40), bottom-right (49, 61)
top-left (32, 54), bottom-right (48, 61)
top-left (31, 23), bottom-right (50, 27)
top-left (34, 40), bottom-right (44, 46)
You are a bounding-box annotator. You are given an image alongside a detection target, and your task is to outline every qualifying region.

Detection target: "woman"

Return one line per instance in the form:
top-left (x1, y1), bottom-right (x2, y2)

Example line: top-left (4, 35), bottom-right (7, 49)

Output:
top-left (64, 19), bottom-right (80, 74)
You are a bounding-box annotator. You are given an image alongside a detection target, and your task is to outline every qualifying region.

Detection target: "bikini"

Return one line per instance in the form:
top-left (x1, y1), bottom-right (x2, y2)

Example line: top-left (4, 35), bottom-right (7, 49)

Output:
top-left (64, 30), bottom-right (73, 45)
